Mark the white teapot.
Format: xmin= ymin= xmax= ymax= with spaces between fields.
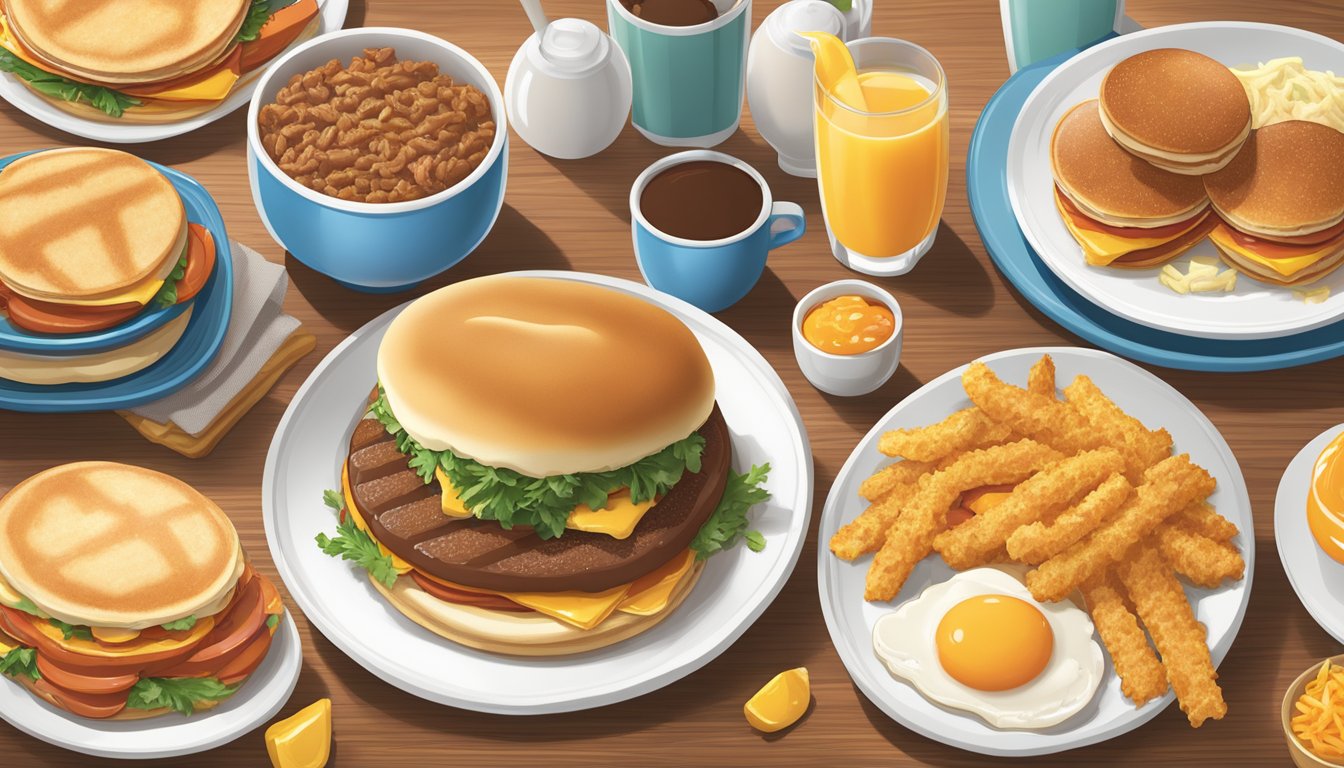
xmin=506 ymin=4 xmax=633 ymax=160
xmin=746 ymin=0 xmax=870 ymax=177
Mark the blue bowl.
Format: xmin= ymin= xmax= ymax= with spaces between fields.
xmin=0 ymin=150 xmax=200 ymax=353
xmin=247 ymin=28 xmax=508 ymax=293
xmin=0 ymin=162 xmax=233 ymax=413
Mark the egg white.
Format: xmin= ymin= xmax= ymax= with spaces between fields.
xmin=872 ymin=566 xmax=1104 ymax=730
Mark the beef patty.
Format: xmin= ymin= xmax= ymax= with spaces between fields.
xmin=346 ymin=401 xmax=730 ymax=593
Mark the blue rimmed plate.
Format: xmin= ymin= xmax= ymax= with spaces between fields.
xmin=0 ymin=158 xmax=233 ymax=413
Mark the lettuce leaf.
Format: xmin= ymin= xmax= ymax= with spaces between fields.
xmin=126 ymin=677 xmax=237 ymax=716
xmin=315 ymin=506 xmax=399 ymax=588
xmin=0 ymin=50 xmax=139 ymax=117
xmin=0 ymin=647 xmax=38 ymax=681
xmin=161 ymin=615 xmax=197 ymax=631
xmin=235 ymin=0 xmax=272 ymax=42
xmin=690 ymin=463 xmax=771 ymax=560
xmin=150 ymin=250 xmax=189 ymax=309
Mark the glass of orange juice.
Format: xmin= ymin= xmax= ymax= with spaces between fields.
xmin=814 ymin=37 xmax=949 ymax=275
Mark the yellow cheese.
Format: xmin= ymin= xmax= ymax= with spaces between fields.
xmin=0 ymin=572 xmax=27 ymax=611
xmin=341 ymin=467 xmax=414 ymax=575
xmin=437 ymin=474 xmax=657 ymax=539
xmin=1055 ymin=194 xmax=1199 ymax=266
xmin=90 ymin=626 xmax=140 ymax=644
xmin=967 ymin=492 xmax=1013 ymax=515
xmin=744 ymin=668 xmax=811 ymax=733
xmin=618 ymin=549 xmax=694 ymax=616
xmin=0 ymin=634 xmax=14 ymax=654
xmin=31 ymin=614 xmax=214 ymax=658
xmin=266 ymin=698 xmax=332 ymax=768
xmin=500 ymin=584 xmax=631 ymax=630
xmin=1210 ymin=225 xmax=1337 ymax=278
xmin=48 ymin=275 xmax=165 ymax=307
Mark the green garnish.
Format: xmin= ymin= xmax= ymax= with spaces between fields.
xmin=315 ymin=512 xmax=399 ymax=588
xmin=161 ymin=616 xmax=197 ymax=631
xmin=689 ymin=463 xmax=771 ymax=561
xmin=235 ymin=0 xmax=272 ymax=42
xmin=9 ymin=596 xmax=45 ymax=618
xmin=322 ymin=488 xmax=344 ymax=511
xmin=150 ymin=250 xmax=189 ymax=309
xmin=48 ymin=618 xmax=93 ymax=642
xmin=368 ymin=388 xmax=706 ymax=540
xmin=0 ymin=50 xmax=140 ymax=118
xmin=0 ymin=647 xmax=39 ymax=681
xmin=126 ymin=677 xmax=238 ymax=716
xmin=826 ymin=0 xmax=853 ymax=11
xmin=266 ymin=614 xmax=280 ymax=630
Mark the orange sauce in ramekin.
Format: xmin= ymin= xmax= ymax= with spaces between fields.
xmin=1308 ymin=432 xmax=1344 ymax=564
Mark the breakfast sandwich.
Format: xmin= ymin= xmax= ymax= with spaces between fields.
xmin=0 ymin=0 xmax=320 ymax=122
xmin=1051 ymin=100 xmax=1218 ymax=268
xmin=1099 ymin=48 xmax=1251 ymax=175
xmin=0 ymin=148 xmax=218 ymax=384
xmin=0 ymin=462 xmax=286 ymax=719
xmin=1204 ymin=120 xmax=1344 ymax=286
xmin=319 ymin=275 xmax=771 ymax=656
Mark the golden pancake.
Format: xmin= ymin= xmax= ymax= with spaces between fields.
xmin=1204 ymin=121 xmax=1344 ymax=237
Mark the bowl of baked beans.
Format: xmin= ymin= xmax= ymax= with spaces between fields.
xmin=247 ymin=27 xmax=507 ymax=292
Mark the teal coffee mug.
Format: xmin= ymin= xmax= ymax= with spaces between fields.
xmin=606 ymin=0 xmax=751 ymax=147
xmin=1000 ymin=0 xmax=1123 ymax=73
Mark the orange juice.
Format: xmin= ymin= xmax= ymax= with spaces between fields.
xmin=1308 ymin=432 xmax=1344 ymax=564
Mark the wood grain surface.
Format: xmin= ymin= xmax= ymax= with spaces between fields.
xmin=0 ymin=0 xmax=1341 ymax=765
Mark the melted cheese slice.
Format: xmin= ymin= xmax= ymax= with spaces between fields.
xmin=341 ymin=466 xmax=414 ymax=575
xmin=617 ymin=550 xmax=695 ymax=616
xmin=0 ymin=633 xmax=14 ymax=654
xmin=1210 ymin=224 xmax=1339 ymax=277
xmin=1055 ymin=193 xmax=1205 ymax=266
xmin=0 ymin=572 xmax=27 ymax=611
xmin=435 ymin=469 xmax=657 ymax=539
xmin=48 ymin=273 xmax=166 ymax=307
xmin=30 ymin=613 xmax=214 ymax=657
xmin=90 ymin=626 xmax=140 ymax=644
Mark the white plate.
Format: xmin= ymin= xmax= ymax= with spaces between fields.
xmin=262 ymin=271 xmax=813 ymax=715
xmin=1007 ymin=23 xmax=1344 ymax=340
xmin=817 ymin=347 xmax=1254 ymax=757
xmin=1275 ymin=424 xmax=1344 ymax=644
xmin=0 ymin=614 xmax=302 ymax=760
xmin=0 ymin=0 xmax=348 ymax=144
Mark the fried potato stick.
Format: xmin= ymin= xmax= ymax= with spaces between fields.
xmin=832 ymin=473 xmax=927 ymax=560
xmin=1081 ymin=572 xmax=1168 ymax=707
xmin=963 ymin=361 xmax=1103 ymax=457
xmin=865 ymin=440 xmax=1063 ymax=601
xmin=1026 ymin=455 xmax=1216 ymax=603
xmin=1007 ymin=472 xmax=1133 ymax=565
xmin=858 ymin=459 xmax=936 ymax=502
xmin=934 ymin=448 xmax=1125 ymax=570
xmin=1152 ymin=523 xmax=1245 ymax=588
xmin=1116 ymin=547 xmax=1227 ymax=728
xmin=1170 ymin=501 xmax=1239 ymax=543
xmin=1028 ymin=354 xmax=1056 ymax=397
xmin=1064 ymin=374 xmax=1173 ymax=478
xmin=878 ymin=407 xmax=1013 ymax=461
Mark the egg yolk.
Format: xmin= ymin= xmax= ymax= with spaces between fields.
xmin=802 ymin=295 xmax=895 ymax=355
xmin=936 ymin=594 xmax=1053 ymax=691
xmin=1308 ymin=432 xmax=1344 ymax=564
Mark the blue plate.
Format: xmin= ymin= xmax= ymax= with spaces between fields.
xmin=0 ymin=159 xmax=233 ymax=413
xmin=0 ymin=150 xmax=206 ymax=353
xmin=967 ymin=49 xmax=1344 ymax=372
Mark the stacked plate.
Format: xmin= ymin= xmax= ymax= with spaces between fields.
xmin=0 ymin=152 xmax=234 ymax=413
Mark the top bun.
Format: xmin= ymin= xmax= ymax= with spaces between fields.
xmin=0 ymin=462 xmax=243 ymax=629
xmin=0 ymin=148 xmax=186 ymax=301
xmin=1100 ymin=49 xmax=1250 ymax=156
xmin=1204 ymin=120 xmax=1344 ymax=238
xmin=378 ymin=276 xmax=716 ymax=477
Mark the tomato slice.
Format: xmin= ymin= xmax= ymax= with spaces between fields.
xmin=1055 ymin=188 xmax=1208 ymax=240
xmin=33 ymin=677 xmax=128 ymax=719
xmin=1226 ymin=224 xmax=1344 ymax=260
xmin=5 ymin=293 xmax=142 ymax=335
xmin=35 ymin=655 xmax=140 ymax=695
xmin=409 ymin=570 xmax=534 ymax=613
xmin=173 ymin=223 xmax=216 ymax=305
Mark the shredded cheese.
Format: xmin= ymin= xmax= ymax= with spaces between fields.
xmin=1293 ymin=287 xmax=1332 ymax=305
xmin=1159 ymin=258 xmax=1238 ymax=295
xmin=1231 ymin=57 xmax=1344 ymax=131
xmin=1292 ymin=660 xmax=1344 ymax=760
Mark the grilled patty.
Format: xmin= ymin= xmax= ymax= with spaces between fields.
xmin=347 ymin=402 xmax=730 ymax=593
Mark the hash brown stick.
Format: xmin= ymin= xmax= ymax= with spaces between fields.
xmin=1081 ymin=572 xmax=1169 ymax=707
xmin=934 ymin=448 xmax=1125 ymax=570
xmin=877 ymin=407 xmax=1013 ymax=461
xmin=1026 ymin=454 xmax=1216 ymax=603
xmin=832 ymin=477 xmax=926 ymax=560
xmin=865 ymin=440 xmax=1063 ymax=601
xmin=1116 ymin=547 xmax=1227 ymax=728
xmin=1007 ymin=472 xmax=1133 ymax=565
xmin=1170 ymin=501 xmax=1239 ymax=543
xmin=963 ymin=361 xmax=1103 ymax=458
xmin=858 ymin=459 xmax=936 ymax=502
xmin=1028 ymin=354 xmax=1056 ymax=397
xmin=1152 ymin=524 xmax=1245 ymax=588
xmin=1064 ymin=374 xmax=1174 ymax=479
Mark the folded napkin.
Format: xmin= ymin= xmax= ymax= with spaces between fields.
xmin=118 ymin=240 xmax=315 ymax=458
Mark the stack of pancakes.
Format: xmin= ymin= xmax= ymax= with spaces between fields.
xmin=1051 ymin=48 xmax=1344 ymax=286
xmin=0 ymin=148 xmax=217 ymax=386
xmin=0 ymin=463 xmax=285 ymax=719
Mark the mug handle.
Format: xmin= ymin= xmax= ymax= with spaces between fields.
xmin=767 ymin=202 xmax=806 ymax=250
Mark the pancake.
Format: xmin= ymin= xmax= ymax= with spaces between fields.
xmin=0 ymin=148 xmax=186 ymax=302
xmin=1204 ymin=121 xmax=1344 ymax=238
xmin=1052 ymin=99 xmax=1209 ymax=228
xmin=377 ymin=276 xmax=717 ymax=477
xmin=348 ymin=405 xmax=731 ymax=594
xmin=1099 ymin=48 xmax=1251 ymax=175
xmin=2 ymin=0 xmax=249 ymax=85
xmin=0 ymin=462 xmax=243 ymax=628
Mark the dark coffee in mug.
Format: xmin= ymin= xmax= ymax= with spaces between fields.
xmin=619 ymin=0 xmax=719 ymax=27
xmin=639 ymin=160 xmax=763 ymax=241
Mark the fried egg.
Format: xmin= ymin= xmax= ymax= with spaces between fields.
xmin=872 ymin=566 xmax=1104 ymax=729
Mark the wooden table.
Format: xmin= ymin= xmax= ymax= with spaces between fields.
xmin=1 ymin=0 xmax=1341 ymax=765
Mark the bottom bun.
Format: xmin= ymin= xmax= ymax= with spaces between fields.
xmin=372 ymin=561 xmax=705 ymax=657
xmin=15 ymin=674 xmax=230 ymax=720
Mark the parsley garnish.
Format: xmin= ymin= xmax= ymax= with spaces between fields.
xmin=315 ymin=512 xmax=399 ymax=588
xmin=150 ymin=250 xmax=189 ymax=309
xmin=0 ymin=647 xmax=39 ymax=681
xmin=126 ymin=677 xmax=237 ymax=716
xmin=161 ymin=616 xmax=196 ymax=631
xmin=368 ymin=387 xmax=706 ymax=540
xmin=9 ymin=597 xmax=44 ymax=618
xmin=689 ymin=464 xmax=771 ymax=561
xmin=322 ymin=489 xmax=344 ymax=511
xmin=235 ymin=0 xmax=272 ymax=42
xmin=48 ymin=618 xmax=93 ymax=641
xmin=266 ymin=614 xmax=280 ymax=630
xmin=0 ymin=50 xmax=140 ymax=117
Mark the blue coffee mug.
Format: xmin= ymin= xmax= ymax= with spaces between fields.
xmin=631 ymin=150 xmax=805 ymax=312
